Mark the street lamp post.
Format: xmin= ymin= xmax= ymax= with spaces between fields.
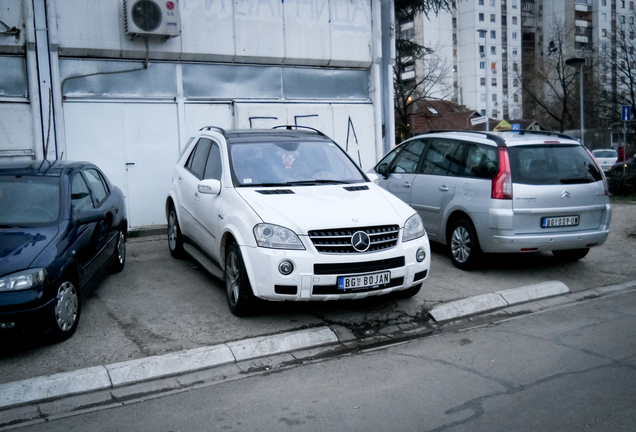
xmin=566 ymin=57 xmax=585 ymax=147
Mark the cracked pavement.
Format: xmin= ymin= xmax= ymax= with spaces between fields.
xmin=1 ymin=202 xmax=635 ymax=386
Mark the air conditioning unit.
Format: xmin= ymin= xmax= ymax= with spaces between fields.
xmin=123 ymin=0 xmax=181 ymax=38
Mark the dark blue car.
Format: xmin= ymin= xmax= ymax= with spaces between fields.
xmin=0 ymin=161 xmax=127 ymax=342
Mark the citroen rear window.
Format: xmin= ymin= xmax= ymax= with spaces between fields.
xmin=508 ymin=144 xmax=602 ymax=185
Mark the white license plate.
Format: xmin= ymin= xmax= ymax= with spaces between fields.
xmin=338 ymin=271 xmax=391 ymax=290
xmin=541 ymin=215 xmax=579 ymax=228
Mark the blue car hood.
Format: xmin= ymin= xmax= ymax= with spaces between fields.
xmin=0 ymin=226 xmax=59 ymax=276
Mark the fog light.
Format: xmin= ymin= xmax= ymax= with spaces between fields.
xmin=416 ymin=248 xmax=426 ymax=262
xmin=0 ymin=322 xmax=16 ymax=329
xmin=278 ymin=260 xmax=294 ymax=275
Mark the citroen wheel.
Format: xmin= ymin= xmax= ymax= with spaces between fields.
xmin=448 ymin=218 xmax=481 ymax=270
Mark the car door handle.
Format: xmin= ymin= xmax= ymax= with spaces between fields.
xmin=403 ymin=182 xmax=411 ymax=188
xmin=439 ymin=185 xmax=449 ymax=192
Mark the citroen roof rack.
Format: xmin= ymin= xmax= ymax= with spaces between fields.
xmin=426 ymin=129 xmax=507 ymax=147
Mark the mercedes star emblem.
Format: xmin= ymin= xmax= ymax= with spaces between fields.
xmin=351 ymin=231 xmax=370 ymax=252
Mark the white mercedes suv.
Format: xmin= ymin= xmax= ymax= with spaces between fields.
xmin=166 ymin=126 xmax=430 ymax=316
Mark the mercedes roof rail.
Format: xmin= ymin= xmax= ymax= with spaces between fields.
xmin=271 ymin=125 xmax=327 ymax=136
xmin=199 ymin=126 xmax=227 ymax=137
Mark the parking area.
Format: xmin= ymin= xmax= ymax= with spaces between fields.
xmin=1 ymin=203 xmax=635 ymax=385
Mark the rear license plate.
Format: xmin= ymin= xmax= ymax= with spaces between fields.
xmin=338 ymin=271 xmax=391 ymax=290
xmin=541 ymin=215 xmax=579 ymax=228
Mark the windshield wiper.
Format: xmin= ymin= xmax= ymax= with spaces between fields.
xmin=248 ymin=180 xmax=349 ymax=187
xmin=285 ymin=180 xmax=349 ymax=185
xmin=560 ymin=178 xmax=593 ymax=184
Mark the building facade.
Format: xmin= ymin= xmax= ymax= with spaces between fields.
xmin=0 ymin=0 xmax=396 ymax=228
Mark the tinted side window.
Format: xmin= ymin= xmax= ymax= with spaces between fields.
xmin=72 ymin=173 xmax=93 ymax=212
xmin=508 ymin=145 xmax=602 ymax=185
xmin=420 ymin=138 xmax=463 ymax=176
xmin=390 ymin=139 xmax=426 ymax=174
xmin=461 ymin=144 xmax=498 ymax=179
xmin=84 ymin=169 xmax=109 ymax=204
xmin=186 ymin=139 xmax=212 ymax=179
xmin=203 ymin=143 xmax=222 ymax=180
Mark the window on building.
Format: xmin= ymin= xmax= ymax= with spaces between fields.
xmin=481 ymin=93 xmax=486 ymax=102
xmin=492 ymin=108 xmax=497 ymax=117
xmin=453 ymin=17 xmax=457 ymax=27
xmin=631 ymin=31 xmax=634 ymax=39
xmin=513 ymin=62 xmax=518 ymax=71
xmin=480 ymin=61 xmax=485 ymax=69
xmin=512 ymin=16 xmax=518 ymax=25
xmin=479 ymin=0 xmax=484 ymax=5
xmin=512 ymin=0 xmax=517 ymax=9
xmin=481 ymin=109 xmax=486 ymax=116
xmin=491 ymin=62 xmax=496 ymax=70
xmin=479 ymin=13 xmax=484 ymax=21
xmin=631 ymin=1 xmax=634 ymax=10
xmin=490 ymin=0 xmax=495 ymax=6
xmin=602 ymin=13 xmax=607 ymax=21
xmin=492 ymin=78 xmax=497 ymax=86
xmin=479 ymin=45 xmax=485 ymax=54
xmin=513 ymin=94 xmax=519 ymax=102
xmin=621 ymin=15 xmax=626 ymax=24
xmin=603 ymin=28 xmax=608 ymax=37
xmin=602 ymin=0 xmax=606 ymax=5
xmin=492 ymin=94 xmax=497 ymax=102
xmin=490 ymin=14 xmax=496 ymax=22
xmin=513 ymin=79 xmax=519 ymax=87
xmin=512 ymin=32 xmax=517 ymax=40
xmin=512 ymin=48 xmax=518 ymax=56
xmin=621 ymin=0 xmax=625 ymax=8
xmin=480 ymin=77 xmax=486 ymax=86
xmin=479 ymin=30 xmax=486 ymax=38
xmin=402 ymin=28 xmax=415 ymax=40
xmin=491 ymin=30 xmax=496 ymax=39
xmin=491 ymin=46 xmax=496 ymax=54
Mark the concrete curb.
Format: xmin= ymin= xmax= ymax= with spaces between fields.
xmin=0 ymin=327 xmax=337 ymax=410
xmin=429 ymin=281 xmax=570 ymax=322
xmin=2 ymin=279 xmax=635 ymax=422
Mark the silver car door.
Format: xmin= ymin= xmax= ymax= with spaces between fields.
xmin=376 ymin=139 xmax=427 ymax=205
xmin=410 ymin=138 xmax=463 ymax=239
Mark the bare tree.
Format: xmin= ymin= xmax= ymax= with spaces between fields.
xmin=591 ymin=10 xmax=636 ymax=132
xmin=394 ymin=0 xmax=455 ymax=140
xmin=518 ymin=19 xmax=579 ymax=132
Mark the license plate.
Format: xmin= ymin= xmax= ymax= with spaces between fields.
xmin=541 ymin=215 xmax=579 ymax=228
xmin=338 ymin=271 xmax=391 ymax=290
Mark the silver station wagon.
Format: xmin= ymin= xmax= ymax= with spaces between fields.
xmin=370 ymin=130 xmax=612 ymax=269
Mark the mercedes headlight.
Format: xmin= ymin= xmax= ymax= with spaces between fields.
xmin=0 ymin=268 xmax=48 ymax=292
xmin=253 ymin=224 xmax=305 ymax=250
xmin=403 ymin=214 xmax=425 ymax=242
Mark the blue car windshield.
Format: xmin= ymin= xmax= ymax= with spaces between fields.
xmin=229 ymin=140 xmax=366 ymax=187
xmin=0 ymin=176 xmax=61 ymax=226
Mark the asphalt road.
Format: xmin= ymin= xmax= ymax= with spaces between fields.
xmin=15 ymin=287 xmax=636 ymax=432
xmin=1 ymin=202 xmax=635 ymax=385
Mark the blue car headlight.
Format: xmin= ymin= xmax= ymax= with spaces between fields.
xmin=403 ymin=214 xmax=425 ymax=242
xmin=253 ymin=224 xmax=305 ymax=250
xmin=0 ymin=268 xmax=48 ymax=292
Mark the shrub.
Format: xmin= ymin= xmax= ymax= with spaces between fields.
xmin=608 ymin=171 xmax=636 ymax=196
